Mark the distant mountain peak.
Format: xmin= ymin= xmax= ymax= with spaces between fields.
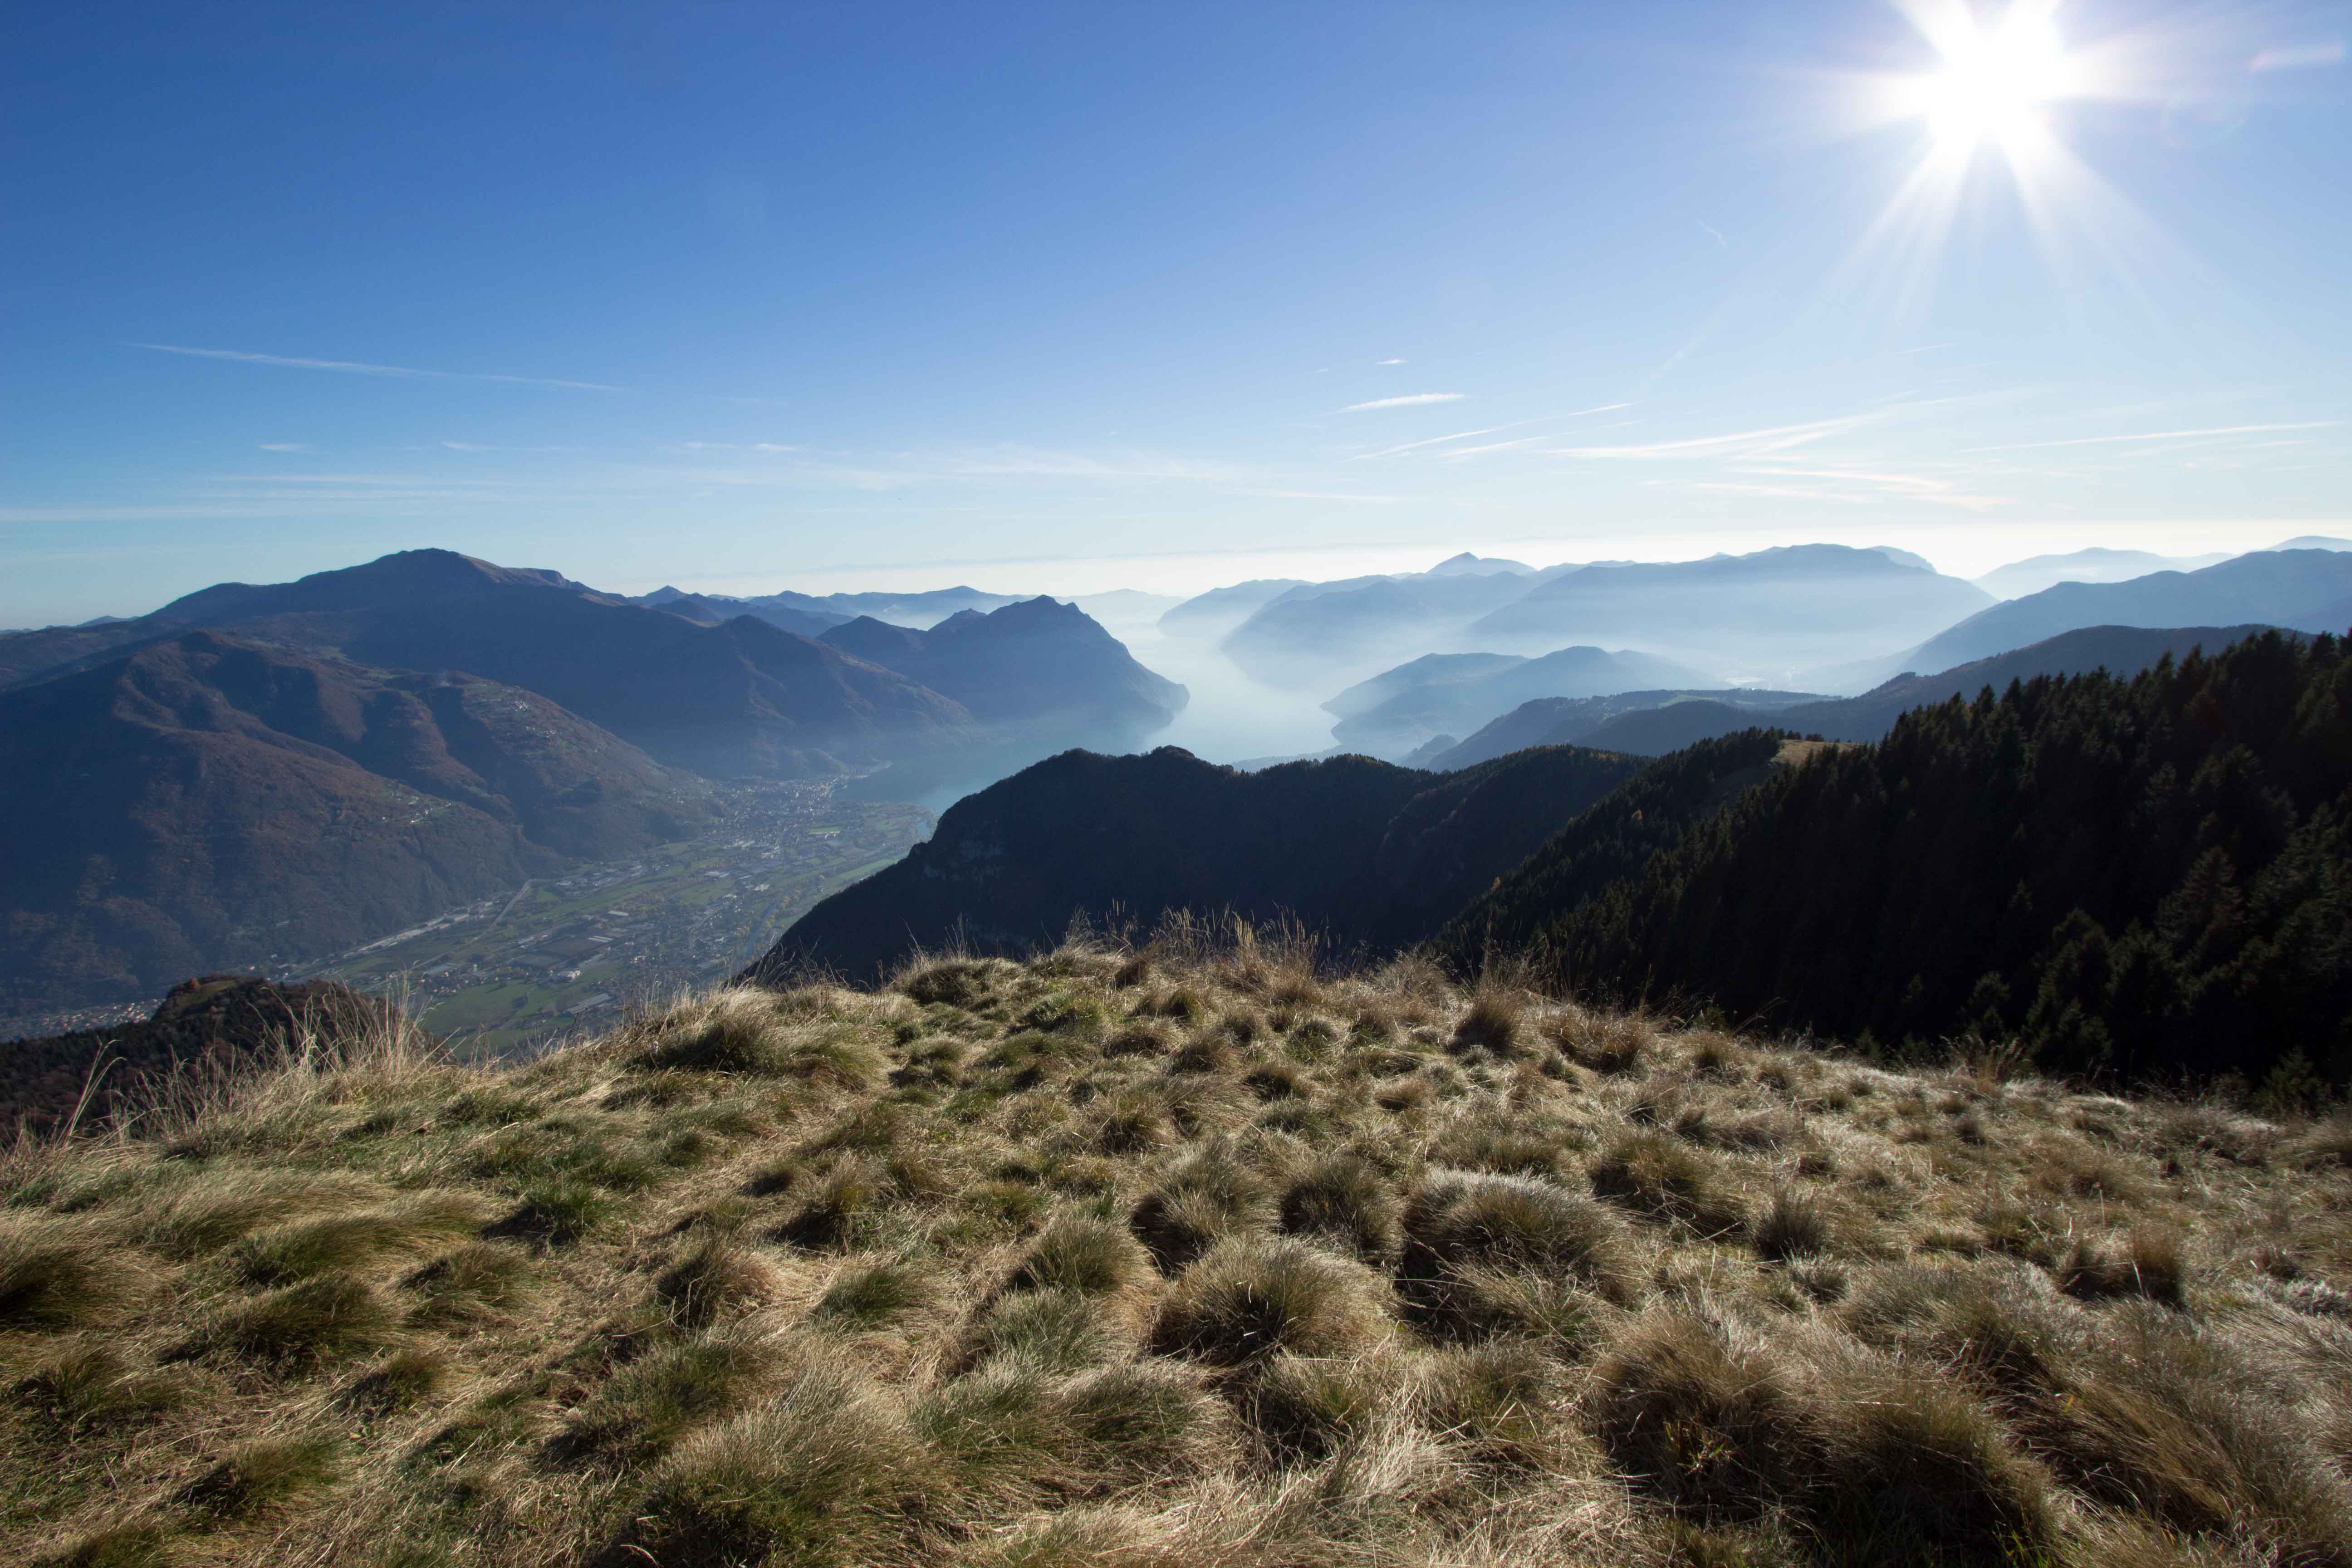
xmin=1427 ymin=552 xmax=1533 ymax=577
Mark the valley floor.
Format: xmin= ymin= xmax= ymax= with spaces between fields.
xmin=3 ymin=934 xmax=2350 ymax=1567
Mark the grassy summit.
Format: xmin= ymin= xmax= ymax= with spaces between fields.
xmin=4 ymin=931 xmax=2350 ymax=1567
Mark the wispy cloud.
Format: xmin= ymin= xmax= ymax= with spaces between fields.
xmin=257 ymin=442 xmax=314 ymax=453
xmin=1351 ymin=404 xmax=1633 ymax=461
xmin=1698 ymin=220 xmax=1727 ymax=247
xmin=1342 ymin=392 xmax=1464 ymax=412
xmin=1967 ymin=421 xmax=2335 ymax=452
xmin=1375 ymin=358 xmax=1405 ymax=365
xmin=1554 ymin=415 xmax=1873 ymax=460
xmin=129 ymin=342 xmax=622 ymax=393
xmin=2249 ymin=41 xmax=2344 ymax=71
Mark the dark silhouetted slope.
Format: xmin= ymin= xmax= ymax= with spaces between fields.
xmin=1443 ymin=630 xmax=2352 ymax=1086
xmin=752 ymin=742 xmax=1644 ymax=981
xmin=0 ymin=974 xmax=399 ymax=1135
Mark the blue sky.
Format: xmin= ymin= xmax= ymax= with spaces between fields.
xmin=5 ymin=0 xmax=2348 ymax=626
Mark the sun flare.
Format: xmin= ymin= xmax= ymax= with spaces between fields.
xmin=1900 ymin=3 xmax=2074 ymax=163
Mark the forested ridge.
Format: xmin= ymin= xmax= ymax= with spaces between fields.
xmin=1443 ymin=630 xmax=2352 ymax=1088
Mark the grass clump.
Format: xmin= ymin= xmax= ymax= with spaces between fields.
xmin=1233 ymin=1350 xmax=1383 ymax=1460
xmin=1751 ymin=1188 xmax=1832 ymax=1262
xmin=1450 ymin=990 xmax=1527 ymax=1058
xmin=815 ymin=1262 xmax=929 ymax=1327
xmin=635 ymin=988 xmax=883 ymax=1086
xmin=15 ymin=1342 xmax=187 ymax=1428
xmin=196 ymin=1272 xmax=396 ymax=1366
xmin=1402 ymin=1169 xmax=1638 ymax=1309
xmin=653 ymin=1238 xmax=779 ymax=1328
xmin=1278 ymin=1152 xmax=1401 ymax=1263
xmin=2056 ymin=1228 xmax=2186 ymax=1304
xmin=231 ymin=1193 xmax=483 ymax=1286
xmin=1592 ymin=1314 xmax=1806 ymax=1515
xmin=0 ymin=1225 xmax=137 ymax=1331
xmin=618 ymin=1365 xmax=923 ymax=1567
xmin=339 ymin=1348 xmax=446 ymax=1415
xmin=1590 ymin=1130 xmax=1747 ymax=1237
xmin=1009 ymin=1211 xmax=1153 ymax=1295
xmin=554 ymin=1335 xmax=783 ymax=1470
xmin=401 ymin=1240 xmax=532 ymax=1325
xmin=172 ymin=1434 xmax=340 ymax=1522
xmin=1150 ymin=1235 xmax=1391 ymax=1367
xmin=1129 ymin=1151 xmax=1273 ymax=1273
xmin=966 ymin=1288 xmax=1130 ymax=1373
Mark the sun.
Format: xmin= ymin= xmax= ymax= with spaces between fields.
xmin=1901 ymin=4 xmax=2074 ymax=162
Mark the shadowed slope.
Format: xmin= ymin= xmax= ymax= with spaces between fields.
xmin=752 ymin=743 xmax=1646 ymax=982
xmin=0 ymin=631 xmax=716 ymax=1010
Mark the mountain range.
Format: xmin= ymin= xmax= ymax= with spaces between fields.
xmin=1848 ymin=549 xmax=2352 ymax=686
xmin=630 ymin=583 xmax=1028 ymax=633
xmin=1416 ymin=624 xmax=2285 ymax=769
xmin=0 ymin=629 xmax=719 ymax=1011
xmin=1970 ymin=547 xmax=2234 ymax=601
xmin=1323 ymin=645 xmax=1718 ymax=757
xmin=0 ymin=551 xmax=1189 ymax=1014
xmin=1204 ymin=544 xmax=1992 ymax=690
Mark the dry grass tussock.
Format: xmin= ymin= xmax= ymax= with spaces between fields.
xmin=3 ymin=938 xmax=2351 ymax=1568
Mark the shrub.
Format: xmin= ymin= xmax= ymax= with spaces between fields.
xmin=172 ymin=1434 xmax=340 ymax=1521
xmin=1278 ymin=1154 xmax=1401 ymax=1263
xmin=1589 ymin=1132 xmax=1745 ymax=1237
xmin=1009 ymin=1213 xmax=1152 ymax=1296
xmin=654 ymin=1239 xmax=779 ymax=1328
xmin=1401 ymin=1170 xmax=1638 ymax=1308
xmin=816 ymin=1263 xmax=930 ymax=1328
xmin=1150 ymin=1235 xmax=1391 ymax=1367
